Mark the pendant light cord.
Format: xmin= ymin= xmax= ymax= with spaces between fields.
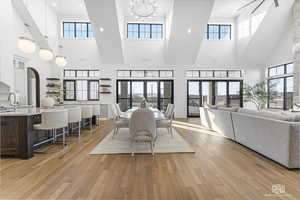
xmin=44 ymin=0 xmax=48 ymax=38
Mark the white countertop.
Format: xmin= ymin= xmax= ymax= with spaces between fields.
xmin=0 ymin=108 xmax=42 ymax=117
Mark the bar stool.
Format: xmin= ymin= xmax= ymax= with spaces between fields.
xmin=93 ymin=104 xmax=101 ymax=126
xmin=33 ymin=109 xmax=68 ymax=149
xmin=81 ymin=105 xmax=93 ymax=130
xmin=67 ymin=106 xmax=81 ymax=141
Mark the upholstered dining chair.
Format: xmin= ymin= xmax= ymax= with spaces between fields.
xmin=157 ymin=104 xmax=175 ymax=137
xmin=114 ymin=103 xmax=126 ymax=118
xmin=34 ymin=109 xmax=68 ymax=149
xmin=129 ymin=109 xmax=157 ymax=156
xmin=164 ymin=104 xmax=172 ymax=115
xmin=110 ymin=104 xmax=129 ymax=138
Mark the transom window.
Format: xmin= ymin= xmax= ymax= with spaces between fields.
xmin=127 ymin=23 xmax=163 ymax=39
xmin=117 ymin=70 xmax=173 ymax=78
xmin=206 ymin=24 xmax=232 ymax=40
xmin=63 ymin=22 xmax=95 ymax=38
xmin=64 ymin=70 xmax=99 ymax=78
xmin=187 ymin=70 xmax=242 ymax=79
xmin=267 ymin=63 xmax=294 ymax=110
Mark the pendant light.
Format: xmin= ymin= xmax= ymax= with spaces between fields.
xmin=55 ymin=45 xmax=67 ymax=67
xmin=18 ymin=35 xmax=36 ymax=54
xmin=17 ymin=0 xmax=36 ymax=54
xmin=18 ymin=21 xmax=36 ymax=54
xmin=39 ymin=0 xmax=54 ymax=61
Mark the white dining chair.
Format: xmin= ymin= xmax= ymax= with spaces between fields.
xmin=33 ymin=109 xmax=68 ymax=149
xmin=81 ymin=105 xmax=93 ymax=130
xmin=110 ymin=104 xmax=129 ymax=138
xmin=93 ymin=104 xmax=101 ymax=126
xmin=157 ymin=104 xmax=175 ymax=137
xmin=129 ymin=109 xmax=157 ymax=156
xmin=164 ymin=103 xmax=172 ymax=115
xmin=67 ymin=106 xmax=81 ymax=141
xmin=114 ymin=103 xmax=125 ymax=118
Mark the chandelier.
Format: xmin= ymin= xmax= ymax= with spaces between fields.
xmin=130 ymin=0 xmax=158 ymax=19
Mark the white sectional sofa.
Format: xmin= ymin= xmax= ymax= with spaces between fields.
xmin=199 ymin=106 xmax=300 ymax=169
xmin=199 ymin=106 xmax=236 ymax=140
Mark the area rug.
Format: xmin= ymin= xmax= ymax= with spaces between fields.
xmin=89 ymin=128 xmax=195 ymax=155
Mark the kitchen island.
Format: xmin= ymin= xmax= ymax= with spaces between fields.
xmin=0 ymin=108 xmax=41 ymax=159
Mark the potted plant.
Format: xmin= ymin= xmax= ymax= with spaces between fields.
xmin=243 ymin=81 xmax=274 ymax=111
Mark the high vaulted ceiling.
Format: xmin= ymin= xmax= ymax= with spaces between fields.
xmin=48 ymin=0 xmax=260 ymax=19
xmin=43 ymin=0 xmax=291 ymax=65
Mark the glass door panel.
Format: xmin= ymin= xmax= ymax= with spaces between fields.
xmin=228 ymin=81 xmax=241 ymax=107
xmin=269 ymin=78 xmax=284 ymax=109
xmin=132 ymin=81 xmax=145 ymax=108
xmin=118 ymin=81 xmax=131 ymax=111
xmin=215 ymin=81 xmax=227 ymax=106
xmin=146 ymin=81 xmax=158 ymax=108
xmin=188 ymin=81 xmax=200 ymax=116
xmin=159 ymin=81 xmax=173 ymax=111
xmin=201 ymin=81 xmax=213 ymax=106
xmin=286 ymin=77 xmax=294 ymax=109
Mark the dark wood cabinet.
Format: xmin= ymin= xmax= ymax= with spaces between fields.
xmin=0 ymin=114 xmax=41 ymax=159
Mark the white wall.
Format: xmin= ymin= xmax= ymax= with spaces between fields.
xmin=57 ymin=2 xmax=294 ymax=117
xmin=0 ymin=0 xmax=59 ymax=104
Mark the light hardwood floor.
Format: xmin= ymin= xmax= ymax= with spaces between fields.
xmin=0 ymin=119 xmax=299 ymax=200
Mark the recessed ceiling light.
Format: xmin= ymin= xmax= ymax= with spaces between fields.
xmin=79 ymin=3 xmax=83 ymax=7
xmin=52 ymin=2 xmax=57 ymax=7
xmin=187 ymin=28 xmax=192 ymax=34
xmin=99 ymin=27 xmax=104 ymax=32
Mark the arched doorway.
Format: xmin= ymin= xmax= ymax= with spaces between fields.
xmin=27 ymin=68 xmax=40 ymax=107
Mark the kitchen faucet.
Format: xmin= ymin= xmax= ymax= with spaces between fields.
xmin=8 ymin=92 xmax=17 ymax=111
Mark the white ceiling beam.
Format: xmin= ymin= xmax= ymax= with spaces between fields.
xmin=166 ymin=0 xmax=215 ymax=65
xmin=85 ymin=0 xmax=124 ymax=64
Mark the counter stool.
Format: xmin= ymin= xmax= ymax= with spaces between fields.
xmin=93 ymin=105 xmax=101 ymax=126
xmin=81 ymin=105 xmax=93 ymax=131
xmin=67 ymin=106 xmax=81 ymax=141
xmin=33 ymin=109 xmax=68 ymax=150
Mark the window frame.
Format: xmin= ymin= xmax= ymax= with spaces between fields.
xmin=206 ymin=24 xmax=232 ymax=40
xmin=116 ymin=79 xmax=174 ymax=111
xmin=62 ymin=22 xmax=94 ymax=39
xmin=187 ymin=80 xmax=243 ymax=117
xmin=64 ymin=69 xmax=100 ymax=78
xmin=267 ymin=76 xmax=294 ymax=110
xmin=63 ymin=79 xmax=100 ymax=101
xmin=267 ymin=62 xmax=294 ymax=110
xmin=127 ymin=23 xmax=164 ymax=39
xmin=116 ymin=70 xmax=173 ymax=78
xmin=63 ymin=80 xmax=76 ymax=101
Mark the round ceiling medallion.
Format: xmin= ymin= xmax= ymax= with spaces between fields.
xmin=130 ymin=0 xmax=158 ymax=19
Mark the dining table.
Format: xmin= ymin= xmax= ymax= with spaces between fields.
xmin=120 ymin=107 xmax=167 ymax=121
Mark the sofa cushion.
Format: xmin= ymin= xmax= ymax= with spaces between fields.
xmin=218 ymin=107 xmax=239 ymax=112
xmin=238 ymin=108 xmax=291 ymax=121
xmin=238 ymin=108 xmax=260 ymax=115
xmin=281 ymin=112 xmax=300 ymax=122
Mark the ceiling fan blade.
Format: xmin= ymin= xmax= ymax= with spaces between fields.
xmin=251 ymin=0 xmax=266 ymax=14
xmin=237 ymin=0 xmax=259 ymax=11
xmin=274 ymin=0 xmax=279 ymax=7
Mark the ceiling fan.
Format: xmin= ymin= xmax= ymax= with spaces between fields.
xmin=237 ymin=0 xmax=279 ymax=14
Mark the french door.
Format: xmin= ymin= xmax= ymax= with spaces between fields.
xmin=117 ymin=80 xmax=173 ymax=112
xmin=187 ymin=80 xmax=243 ymax=117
